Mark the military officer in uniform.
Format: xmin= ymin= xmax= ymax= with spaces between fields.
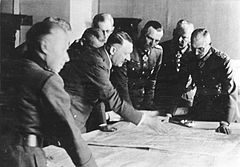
xmin=86 ymin=13 xmax=132 ymax=132
xmin=0 ymin=21 xmax=97 ymax=167
xmin=61 ymin=31 xmax=168 ymax=133
xmin=67 ymin=27 xmax=105 ymax=61
xmin=154 ymin=19 xmax=195 ymax=116
xmin=127 ymin=20 xmax=163 ymax=109
xmin=188 ymin=28 xmax=240 ymax=134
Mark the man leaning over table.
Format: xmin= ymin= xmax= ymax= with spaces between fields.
xmin=187 ymin=28 xmax=240 ymax=134
xmin=0 ymin=21 xmax=97 ymax=167
xmin=61 ymin=31 xmax=169 ymax=133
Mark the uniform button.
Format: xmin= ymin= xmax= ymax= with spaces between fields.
xmin=202 ymin=85 xmax=205 ymax=88
xmin=132 ymin=67 xmax=135 ymax=71
xmin=73 ymin=114 xmax=77 ymax=118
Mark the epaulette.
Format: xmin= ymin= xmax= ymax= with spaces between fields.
xmin=212 ymin=47 xmax=229 ymax=60
xmin=154 ymin=44 xmax=162 ymax=50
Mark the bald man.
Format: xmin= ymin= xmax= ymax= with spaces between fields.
xmin=155 ymin=19 xmax=195 ymax=117
xmin=92 ymin=13 xmax=115 ymax=43
xmin=188 ymin=28 xmax=240 ymax=134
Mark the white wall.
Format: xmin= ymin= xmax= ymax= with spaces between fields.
xmin=99 ymin=0 xmax=240 ymax=60
xmin=70 ymin=0 xmax=98 ymax=42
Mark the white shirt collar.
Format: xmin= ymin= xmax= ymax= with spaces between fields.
xmin=104 ymin=46 xmax=112 ymax=69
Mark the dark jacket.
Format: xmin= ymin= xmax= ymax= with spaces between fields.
xmin=189 ymin=47 xmax=240 ymax=123
xmin=156 ymin=39 xmax=193 ymax=96
xmin=1 ymin=52 xmax=97 ymax=167
xmin=61 ymin=46 xmax=143 ymax=132
xmin=127 ymin=43 xmax=163 ymax=109
xmin=110 ymin=63 xmax=132 ymax=104
xmin=154 ymin=40 xmax=195 ymax=114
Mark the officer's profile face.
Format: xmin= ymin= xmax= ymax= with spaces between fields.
xmin=111 ymin=40 xmax=133 ymax=67
xmin=97 ymin=20 xmax=114 ymax=43
xmin=174 ymin=26 xmax=193 ymax=49
xmin=191 ymin=35 xmax=211 ymax=60
xmin=44 ymin=29 xmax=70 ymax=73
xmin=144 ymin=26 xmax=163 ymax=49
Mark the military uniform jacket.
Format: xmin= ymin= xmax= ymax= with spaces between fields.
xmin=156 ymin=39 xmax=193 ymax=96
xmin=61 ymin=46 xmax=143 ymax=131
xmin=188 ymin=47 xmax=240 ymax=123
xmin=127 ymin=44 xmax=163 ymax=82
xmin=7 ymin=52 xmax=97 ymax=167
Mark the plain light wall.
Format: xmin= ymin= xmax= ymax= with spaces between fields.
xmin=70 ymin=0 xmax=98 ymax=42
xmin=99 ymin=0 xmax=240 ymax=60
xmin=2 ymin=0 xmax=240 ymax=60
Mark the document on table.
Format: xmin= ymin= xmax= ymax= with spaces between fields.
xmin=85 ymin=122 xmax=240 ymax=156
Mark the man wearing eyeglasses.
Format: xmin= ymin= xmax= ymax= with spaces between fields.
xmin=188 ymin=28 xmax=240 ymax=134
xmin=127 ymin=20 xmax=163 ymax=109
xmin=154 ymin=19 xmax=195 ymax=117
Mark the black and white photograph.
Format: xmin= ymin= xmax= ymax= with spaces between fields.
xmin=1 ymin=0 xmax=240 ymax=166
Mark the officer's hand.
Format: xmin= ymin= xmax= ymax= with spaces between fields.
xmin=139 ymin=113 xmax=170 ymax=134
xmin=215 ymin=122 xmax=231 ymax=135
xmin=99 ymin=124 xmax=117 ymax=132
xmin=138 ymin=110 xmax=170 ymax=122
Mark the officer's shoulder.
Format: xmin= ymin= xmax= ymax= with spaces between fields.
xmin=82 ymin=47 xmax=103 ymax=63
xmin=212 ymin=47 xmax=229 ymax=61
xmin=153 ymin=44 xmax=163 ymax=53
xmin=154 ymin=44 xmax=163 ymax=50
xmin=23 ymin=59 xmax=55 ymax=88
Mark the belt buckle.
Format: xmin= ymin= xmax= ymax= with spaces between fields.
xmin=23 ymin=134 xmax=42 ymax=147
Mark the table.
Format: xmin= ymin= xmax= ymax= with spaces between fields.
xmin=44 ymin=121 xmax=240 ymax=167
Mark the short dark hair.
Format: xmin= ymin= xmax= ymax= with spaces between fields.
xmin=81 ymin=27 xmax=104 ymax=47
xmin=106 ymin=31 xmax=132 ymax=46
xmin=26 ymin=21 xmax=65 ymax=51
xmin=140 ymin=20 xmax=163 ymax=37
xmin=82 ymin=28 xmax=104 ymax=41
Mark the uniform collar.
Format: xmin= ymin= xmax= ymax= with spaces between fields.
xmin=170 ymin=40 xmax=190 ymax=54
xmin=200 ymin=47 xmax=212 ymax=62
xmin=24 ymin=51 xmax=53 ymax=72
xmin=103 ymin=46 xmax=112 ymax=69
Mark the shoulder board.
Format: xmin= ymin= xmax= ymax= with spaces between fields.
xmin=154 ymin=44 xmax=162 ymax=50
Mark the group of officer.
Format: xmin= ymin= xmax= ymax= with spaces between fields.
xmin=65 ymin=13 xmax=240 ymax=135
xmin=1 ymin=12 xmax=240 ymax=167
